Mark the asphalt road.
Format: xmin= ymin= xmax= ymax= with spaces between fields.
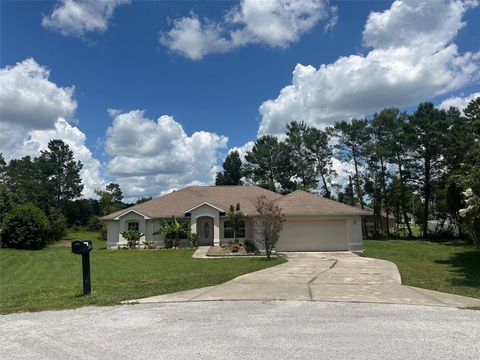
xmin=1 ymin=301 xmax=479 ymax=360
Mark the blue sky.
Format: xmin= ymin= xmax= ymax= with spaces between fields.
xmin=1 ymin=0 xmax=479 ymax=200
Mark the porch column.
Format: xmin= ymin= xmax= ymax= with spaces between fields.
xmin=190 ymin=217 xmax=197 ymax=236
xmin=213 ymin=215 xmax=220 ymax=246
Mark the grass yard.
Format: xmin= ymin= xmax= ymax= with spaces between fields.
xmin=0 ymin=231 xmax=285 ymax=314
xmin=363 ymin=240 xmax=480 ymax=298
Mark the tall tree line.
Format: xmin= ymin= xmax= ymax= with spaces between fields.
xmin=217 ymin=98 xmax=480 ymax=240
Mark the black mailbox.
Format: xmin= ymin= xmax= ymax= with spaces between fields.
xmin=71 ymin=240 xmax=93 ymax=295
xmin=71 ymin=240 xmax=92 ymax=254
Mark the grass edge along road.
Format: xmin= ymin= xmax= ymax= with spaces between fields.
xmin=362 ymin=239 xmax=480 ymax=299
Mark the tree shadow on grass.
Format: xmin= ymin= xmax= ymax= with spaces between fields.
xmin=435 ymin=249 xmax=480 ymax=288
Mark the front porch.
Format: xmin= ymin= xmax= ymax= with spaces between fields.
xmin=186 ymin=202 xmax=253 ymax=247
xmin=187 ymin=202 xmax=223 ymax=246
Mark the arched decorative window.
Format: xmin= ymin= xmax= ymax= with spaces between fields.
xmin=127 ymin=221 xmax=139 ymax=232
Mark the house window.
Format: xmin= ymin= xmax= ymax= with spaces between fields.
xmin=223 ymin=220 xmax=246 ymax=238
xmin=127 ymin=221 xmax=139 ymax=231
xmin=224 ymin=221 xmax=233 ymax=238
xmin=237 ymin=220 xmax=246 ymax=238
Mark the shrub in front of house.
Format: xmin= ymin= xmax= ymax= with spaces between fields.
xmin=1 ymin=203 xmax=50 ymax=249
xmin=189 ymin=232 xmax=199 ymax=247
xmin=244 ymin=239 xmax=258 ymax=254
xmin=87 ymin=216 xmax=103 ymax=231
xmin=142 ymin=239 xmax=156 ymax=249
xmin=120 ymin=230 xmax=144 ymax=249
xmin=98 ymin=223 xmax=108 ymax=241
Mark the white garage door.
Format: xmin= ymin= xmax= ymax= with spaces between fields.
xmin=276 ymin=219 xmax=348 ymax=251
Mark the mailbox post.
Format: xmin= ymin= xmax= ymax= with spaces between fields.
xmin=71 ymin=240 xmax=93 ymax=296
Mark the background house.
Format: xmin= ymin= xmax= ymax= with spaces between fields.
xmin=354 ymin=204 xmax=396 ymax=237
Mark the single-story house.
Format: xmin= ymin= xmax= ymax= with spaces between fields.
xmin=100 ymin=185 xmax=369 ymax=252
xmin=355 ymin=204 xmax=396 ymax=236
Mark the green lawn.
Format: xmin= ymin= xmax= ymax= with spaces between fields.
xmin=0 ymin=231 xmax=285 ymax=314
xmin=363 ymin=240 xmax=480 ymax=298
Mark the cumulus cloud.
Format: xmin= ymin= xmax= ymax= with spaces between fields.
xmin=438 ymin=92 xmax=480 ymax=112
xmin=159 ymin=15 xmax=232 ymax=61
xmin=0 ymin=58 xmax=77 ymax=153
xmin=160 ymin=0 xmax=334 ymax=60
xmin=362 ymin=0 xmax=475 ymax=49
xmin=258 ymin=0 xmax=480 ymax=136
xmin=229 ymin=141 xmax=255 ymax=161
xmin=42 ymin=0 xmax=130 ymax=37
xmin=105 ymin=110 xmax=228 ymax=199
xmin=0 ymin=58 xmax=77 ymax=129
xmin=0 ymin=58 xmax=104 ymax=197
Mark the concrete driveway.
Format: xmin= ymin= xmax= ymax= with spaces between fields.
xmin=129 ymin=252 xmax=480 ymax=307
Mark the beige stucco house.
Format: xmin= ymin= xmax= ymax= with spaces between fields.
xmin=100 ymin=185 xmax=368 ymax=251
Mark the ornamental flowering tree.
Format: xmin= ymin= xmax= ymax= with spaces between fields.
xmin=254 ymin=195 xmax=286 ymax=260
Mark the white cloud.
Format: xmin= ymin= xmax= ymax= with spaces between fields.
xmin=229 ymin=141 xmax=255 ymax=161
xmin=0 ymin=58 xmax=77 ymax=130
xmin=438 ymin=92 xmax=480 ymax=112
xmin=258 ymin=0 xmax=480 ymax=136
xmin=105 ymin=110 xmax=228 ymax=199
xmin=42 ymin=0 xmax=130 ymax=37
xmin=323 ymin=5 xmax=338 ymax=32
xmin=159 ymin=15 xmax=232 ymax=61
xmin=0 ymin=58 xmax=77 ymax=154
xmin=107 ymin=108 xmax=122 ymax=117
xmin=0 ymin=59 xmax=104 ymax=198
xmin=160 ymin=0 xmax=332 ymax=60
xmin=363 ymin=0 xmax=476 ymax=49
xmin=330 ymin=157 xmax=355 ymax=190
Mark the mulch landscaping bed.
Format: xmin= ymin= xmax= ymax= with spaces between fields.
xmin=207 ymin=245 xmax=249 ymax=256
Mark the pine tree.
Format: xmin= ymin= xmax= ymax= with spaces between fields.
xmin=306 ymin=127 xmax=336 ymax=198
xmin=215 ymin=150 xmax=243 ymax=185
xmin=38 ymin=139 xmax=83 ymax=208
xmin=244 ymin=135 xmax=283 ymax=192
xmin=407 ymin=103 xmax=450 ymax=237
xmin=285 ymin=121 xmax=318 ymax=192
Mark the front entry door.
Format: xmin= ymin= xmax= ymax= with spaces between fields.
xmin=199 ymin=218 xmax=214 ymax=245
